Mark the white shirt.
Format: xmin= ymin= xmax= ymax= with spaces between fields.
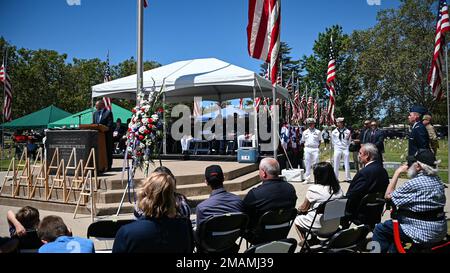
xmin=301 ymin=128 xmax=322 ymax=148
xmin=295 ymin=184 xmax=344 ymax=231
xmin=332 ymin=127 xmax=352 ymax=149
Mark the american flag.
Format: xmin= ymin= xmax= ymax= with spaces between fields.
xmin=428 ymin=0 xmax=450 ymax=101
xmin=103 ymin=53 xmax=113 ymax=111
xmin=314 ymin=99 xmax=319 ymax=121
xmin=326 ymin=37 xmax=336 ymax=125
xmin=247 ymin=0 xmax=281 ymax=86
xmin=144 ymin=0 xmax=149 ymax=8
xmin=306 ymin=96 xmax=313 ymax=118
xmin=285 ymin=75 xmax=293 ymax=92
xmin=239 ymin=98 xmax=244 ymax=110
xmin=254 ymin=97 xmax=261 ymax=112
xmin=276 ymin=72 xmax=282 ymax=86
xmin=0 ymin=54 xmax=12 ymax=122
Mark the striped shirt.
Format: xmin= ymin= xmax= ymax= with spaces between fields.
xmin=392 ymin=173 xmax=447 ymax=244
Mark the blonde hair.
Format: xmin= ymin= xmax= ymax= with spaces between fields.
xmin=137 ymin=172 xmax=177 ymax=218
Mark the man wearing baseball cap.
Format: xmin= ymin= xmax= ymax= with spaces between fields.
xmin=300 ymin=118 xmax=321 ymax=183
xmin=195 ymin=165 xmax=243 ymax=226
xmin=373 ymin=149 xmax=447 ymax=253
xmin=408 ymin=106 xmax=430 ymax=157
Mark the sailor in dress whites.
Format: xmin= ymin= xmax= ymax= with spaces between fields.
xmin=301 ymin=118 xmax=321 ymax=183
xmin=332 ymin=117 xmax=352 ymax=182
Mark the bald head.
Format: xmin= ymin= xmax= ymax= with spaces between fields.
xmin=95 ymin=100 xmax=105 ymax=111
xmin=259 ymin=158 xmax=280 ymax=180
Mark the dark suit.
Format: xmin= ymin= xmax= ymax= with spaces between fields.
xmin=408 ymin=122 xmax=430 ymax=157
xmin=360 ymin=128 xmax=371 ymax=144
xmin=345 ymin=161 xmax=389 ymax=222
xmin=368 ymin=129 xmax=385 ymax=161
xmin=243 ymin=179 xmax=297 ymax=230
xmin=93 ymin=108 xmax=114 ymax=170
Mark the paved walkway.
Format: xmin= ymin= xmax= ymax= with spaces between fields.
xmin=1 ymin=170 xmax=449 ymax=253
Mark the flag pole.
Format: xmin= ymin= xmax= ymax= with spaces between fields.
xmin=1 ymin=47 xmax=6 ymax=170
xmin=137 ymin=0 xmax=144 ymax=106
xmin=446 ymin=43 xmax=450 ymax=184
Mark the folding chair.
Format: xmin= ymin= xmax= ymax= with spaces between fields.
xmin=246 ymin=208 xmax=298 ymax=246
xmin=86 ymin=219 xmax=135 ymax=253
xmin=300 ymin=198 xmax=348 ymax=252
xmin=196 ymin=213 xmax=248 ymax=253
xmin=352 ymin=192 xmax=386 ymax=229
xmin=308 ymin=225 xmax=370 ymax=253
xmin=244 ymin=238 xmax=297 ymax=254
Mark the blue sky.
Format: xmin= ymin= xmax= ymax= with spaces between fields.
xmin=0 ymin=0 xmax=400 ymax=73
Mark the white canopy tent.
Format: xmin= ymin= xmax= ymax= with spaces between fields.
xmin=92 ymin=58 xmax=288 ymax=156
xmin=91 ymin=58 xmax=290 ymax=102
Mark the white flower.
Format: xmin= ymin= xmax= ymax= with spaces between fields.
xmin=151 ymin=114 xmax=159 ymax=121
xmin=142 ymin=118 xmax=149 ymax=125
xmin=139 ymin=126 xmax=146 ymax=134
xmin=140 ymin=143 xmax=146 ymax=149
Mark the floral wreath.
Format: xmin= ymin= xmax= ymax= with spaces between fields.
xmin=126 ymin=86 xmax=165 ymax=177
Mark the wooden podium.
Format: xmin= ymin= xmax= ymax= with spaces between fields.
xmin=79 ymin=124 xmax=109 ymax=173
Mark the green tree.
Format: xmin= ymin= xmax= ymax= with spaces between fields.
xmin=259 ymin=42 xmax=301 ymax=84
xmin=301 ymin=25 xmax=364 ymax=126
xmin=352 ymin=0 xmax=447 ymax=124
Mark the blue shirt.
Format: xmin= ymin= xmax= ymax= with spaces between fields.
xmin=38 ymin=236 xmax=95 ymax=253
xmin=196 ymin=188 xmax=243 ymax=226
xmin=392 ymin=173 xmax=447 ymax=244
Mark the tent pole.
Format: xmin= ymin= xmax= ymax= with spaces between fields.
xmin=272 ymin=85 xmax=277 ymax=159
xmin=137 ymin=0 xmax=144 ymax=106
xmin=163 ymin=93 xmax=167 ymax=155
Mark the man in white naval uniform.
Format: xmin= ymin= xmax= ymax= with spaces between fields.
xmin=332 ymin=117 xmax=352 ymax=182
xmin=280 ymin=121 xmax=290 ymax=151
xmin=301 ymin=118 xmax=321 ymax=183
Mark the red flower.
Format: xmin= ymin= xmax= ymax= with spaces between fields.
xmin=127 ymin=128 xmax=132 ymax=132
xmin=144 ymin=130 xmax=150 ymax=134
xmin=148 ymin=118 xmax=153 ymax=124
xmin=139 ymin=135 xmax=144 ymax=141
xmin=158 ymin=107 xmax=164 ymax=113
xmin=132 ymin=108 xmax=137 ymax=113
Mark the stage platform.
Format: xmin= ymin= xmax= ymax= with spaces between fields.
xmin=0 ymin=158 xmax=262 ymax=216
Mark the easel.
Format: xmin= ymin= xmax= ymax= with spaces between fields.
xmin=0 ymin=155 xmax=18 ymax=197
xmin=14 ymin=149 xmax=31 ymax=198
xmin=73 ymin=148 xmax=97 ymax=222
xmin=29 ymin=149 xmax=45 ymax=199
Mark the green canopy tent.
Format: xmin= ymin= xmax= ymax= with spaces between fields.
xmin=1 ymin=105 xmax=72 ymax=130
xmin=48 ymin=103 xmax=132 ymax=129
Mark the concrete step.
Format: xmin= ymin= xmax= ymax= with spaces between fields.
xmin=95 ymin=181 xmax=263 ymax=217
xmin=102 ymin=163 xmax=259 ymax=190
xmin=97 ymin=170 xmax=261 ymax=204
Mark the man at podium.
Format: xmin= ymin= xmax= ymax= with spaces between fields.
xmin=93 ymin=100 xmax=114 ymax=171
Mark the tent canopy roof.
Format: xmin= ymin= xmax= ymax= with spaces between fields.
xmin=92 ymin=58 xmax=290 ymax=103
xmin=48 ymin=103 xmax=132 ymax=129
xmin=1 ymin=105 xmax=72 ymax=130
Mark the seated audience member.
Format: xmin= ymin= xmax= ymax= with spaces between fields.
xmin=0 ymin=237 xmax=19 ymax=253
xmin=196 ymin=165 xmax=243 ymax=226
xmin=243 ymin=158 xmax=297 ymax=231
xmin=37 ymin=216 xmax=94 ymax=253
xmin=113 ymin=172 xmax=194 ymax=253
xmin=294 ymin=162 xmax=344 ymax=243
xmin=372 ymin=149 xmax=447 ymax=253
xmin=113 ymin=118 xmax=127 ymax=152
xmin=133 ymin=166 xmax=191 ymax=219
xmin=7 ymin=206 xmax=43 ymax=250
xmin=155 ymin=166 xmax=191 ymax=218
xmin=343 ymin=143 xmax=389 ymax=227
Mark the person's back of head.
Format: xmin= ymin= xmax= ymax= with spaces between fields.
xmin=16 ymin=206 xmax=40 ymax=230
xmin=204 ymin=165 xmax=224 ymax=190
xmin=138 ymin=172 xmax=177 ymax=218
xmin=313 ymin=162 xmax=341 ymax=195
xmin=259 ymin=158 xmax=280 ymax=181
xmin=37 ymin=216 xmax=69 ymax=243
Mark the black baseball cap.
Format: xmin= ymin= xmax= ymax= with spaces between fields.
xmin=205 ymin=165 xmax=224 ymax=183
xmin=407 ymin=149 xmax=437 ymax=167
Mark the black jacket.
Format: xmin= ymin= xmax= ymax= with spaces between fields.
xmin=93 ymin=109 xmax=114 ymax=129
xmin=408 ymin=122 xmax=430 ymax=156
xmin=346 ymin=161 xmax=389 ymax=219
